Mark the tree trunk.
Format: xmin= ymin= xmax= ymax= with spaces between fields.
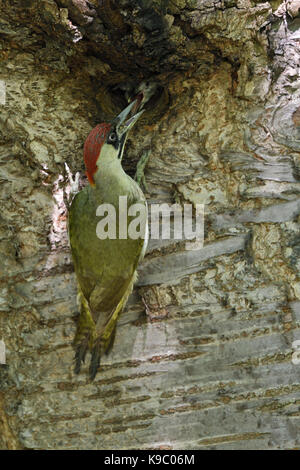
xmin=1 ymin=0 xmax=300 ymax=450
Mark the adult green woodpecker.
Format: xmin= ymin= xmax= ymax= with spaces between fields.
xmin=68 ymin=100 xmax=148 ymax=380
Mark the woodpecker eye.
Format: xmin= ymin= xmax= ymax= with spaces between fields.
xmin=108 ymin=132 xmax=117 ymax=143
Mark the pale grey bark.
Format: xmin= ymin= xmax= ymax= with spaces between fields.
xmin=0 ymin=0 xmax=300 ymax=450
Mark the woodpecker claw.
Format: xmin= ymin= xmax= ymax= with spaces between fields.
xmin=135 ymin=149 xmax=151 ymax=191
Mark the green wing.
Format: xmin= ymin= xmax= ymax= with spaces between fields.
xmin=68 ymin=185 xmax=145 ymax=325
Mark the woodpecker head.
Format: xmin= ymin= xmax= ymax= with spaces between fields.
xmin=84 ymin=100 xmax=144 ymax=185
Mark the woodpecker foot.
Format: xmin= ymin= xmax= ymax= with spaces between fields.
xmin=135 ymin=149 xmax=151 ymax=192
xmin=64 ymin=163 xmax=81 ymax=209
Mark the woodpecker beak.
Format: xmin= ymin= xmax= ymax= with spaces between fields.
xmin=112 ymin=100 xmax=144 ymax=161
xmin=114 ymin=100 xmax=144 ymax=137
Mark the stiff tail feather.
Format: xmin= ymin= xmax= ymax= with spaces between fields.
xmin=74 ymin=274 xmax=137 ymax=380
xmin=73 ymin=290 xmax=96 ymax=375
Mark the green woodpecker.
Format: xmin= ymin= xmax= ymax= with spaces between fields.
xmin=68 ymin=100 xmax=148 ymax=380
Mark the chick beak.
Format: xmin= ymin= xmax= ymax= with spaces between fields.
xmin=131 ymin=92 xmax=144 ymax=115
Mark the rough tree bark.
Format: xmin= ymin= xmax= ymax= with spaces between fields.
xmin=0 ymin=0 xmax=300 ymax=450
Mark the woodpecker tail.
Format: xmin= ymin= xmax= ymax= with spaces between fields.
xmin=74 ymin=274 xmax=137 ymax=380
xmin=74 ymin=291 xmax=122 ymax=380
xmin=88 ymin=274 xmax=137 ymax=380
xmin=88 ymin=297 xmax=126 ymax=380
xmin=73 ymin=290 xmax=96 ymax=375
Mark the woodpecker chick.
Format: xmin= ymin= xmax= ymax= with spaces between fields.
xmin=130 ymin=80 xmax=160 ymax=115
